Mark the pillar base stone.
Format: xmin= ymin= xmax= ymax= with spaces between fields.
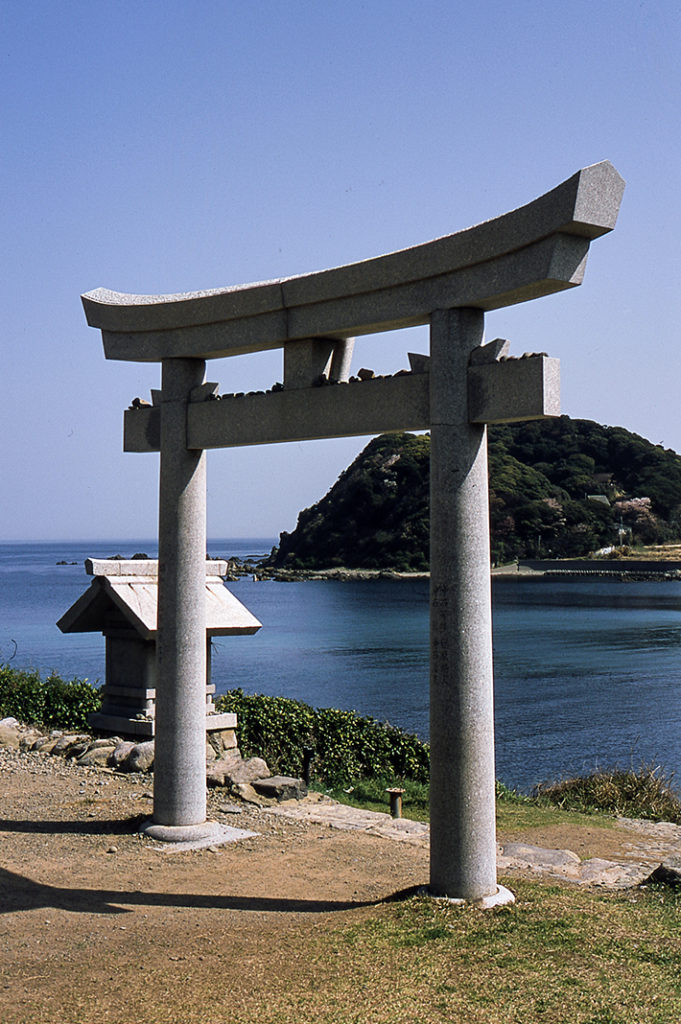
xmin=139 ymin=819 xmax=256 ymax=849
xmin=424 ymin=884 xmax=516 ymax=910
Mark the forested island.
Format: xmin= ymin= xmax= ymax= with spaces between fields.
xmin=264 ymin=416 xmax=681 ymax=571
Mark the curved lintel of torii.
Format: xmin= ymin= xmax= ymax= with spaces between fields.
xmin=82 ymin=160 xmax=624 ymax=364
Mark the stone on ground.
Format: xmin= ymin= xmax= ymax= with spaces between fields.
xmin=252 ymin=775 xmax=307 ymax=801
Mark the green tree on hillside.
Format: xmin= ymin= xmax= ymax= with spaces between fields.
xmin=267 ymin=417 xmax=681 ymax=570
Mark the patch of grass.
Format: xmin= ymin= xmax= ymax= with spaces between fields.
xmin=318 ymin=776 xmax=430 ymax=821
xmin=534 ymin=763 xmax=681 ymax=823
xmin=496 ymin=799 xmax=615 ymax=833
xmin=495 ymin=776 xmax=614 ymax=831
xmin=319 ymin=772 xmax=657 ymax=831
xmin=235 ymin=881 xmax=681 ymax=1023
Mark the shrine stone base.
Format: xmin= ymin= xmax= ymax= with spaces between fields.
xmin=88 ymin=710 xmax=237 ymax=741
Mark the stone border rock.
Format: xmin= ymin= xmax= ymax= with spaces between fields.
xmin=0 ymin=717 xmax=306 ymax=804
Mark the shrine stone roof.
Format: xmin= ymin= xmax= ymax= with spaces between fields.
xmin=57 ymin=559 xmax=261 ymax=640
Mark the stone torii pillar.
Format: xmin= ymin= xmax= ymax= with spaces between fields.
xmin=429 ymin=307 xmax=496 ymax=901
xmin=82 ymin=161 xmax=624 ymax=902
xmin=154 ymin=357 xmax=208 ymax=828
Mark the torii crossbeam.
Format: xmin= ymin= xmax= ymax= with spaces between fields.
xmin=83 ymin=160 xmax=624 ymax=905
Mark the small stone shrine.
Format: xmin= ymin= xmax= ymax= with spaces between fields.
xmin=57 ymin=558 xmax=261 ymax=738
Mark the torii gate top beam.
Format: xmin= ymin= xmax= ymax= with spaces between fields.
xmin=82 ymin=161 xmax=624 ymax=363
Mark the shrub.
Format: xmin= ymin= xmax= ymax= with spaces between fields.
xmin=0 ymin=664 xmax=102 ymax=730
xmin=215 ymin=689 xmax=429 ymax=787
xmin=534 ymin=764 xmax=681 ymax=823
xmin=217 ymin=690 xmax=315 ymax=776
xmin=495 ymin=779 xmax=533 ymax=804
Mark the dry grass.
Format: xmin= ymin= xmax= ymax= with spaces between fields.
xmin=214 ymin=881 xmax=681 ymax=1024
xmin=606 ymin=543 xmax=681 ymax=560
xmin=535 ymin=765 xmax=681 ymax=824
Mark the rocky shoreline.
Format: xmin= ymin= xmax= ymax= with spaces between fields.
xmin=253 ymin=566 xmax=430 ymax=582
xmin=221 ymin=562 xmax=681 ymax=583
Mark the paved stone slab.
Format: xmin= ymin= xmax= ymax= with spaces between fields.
xmin=499 ymin=842 xmax=581 ymax=874
xmin=576 ymin=858 xmax=651 ymax=888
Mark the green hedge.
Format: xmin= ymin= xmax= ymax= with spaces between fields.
xmin=215 ymin=689 xmax=430 ymax=787
xmin=0 ymin=664 xmax=102 ymax=730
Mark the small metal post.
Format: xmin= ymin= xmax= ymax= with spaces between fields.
xmin=386 ymin=787 xmax=405 ymax=819
xmin=302 ymin=746 xmax=314 ymax=786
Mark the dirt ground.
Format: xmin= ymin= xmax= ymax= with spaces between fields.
xmin=0 ymin=750 xmax=665 ymax=1024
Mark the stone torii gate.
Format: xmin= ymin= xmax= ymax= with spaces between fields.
xmin=82 ymin=160 xmax=624 ymax=905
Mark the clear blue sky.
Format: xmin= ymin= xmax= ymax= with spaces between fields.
xmin=2 ymin=0 xmax=680 ymax=541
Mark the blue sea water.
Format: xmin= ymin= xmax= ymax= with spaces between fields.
xmin=1 ymin=539 xmax=681 ymax=793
